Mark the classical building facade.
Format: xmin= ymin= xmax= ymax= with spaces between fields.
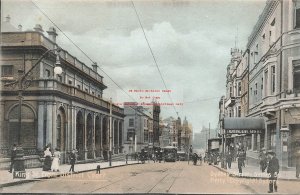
xmin=0 ymin=20 xmax=124 ymax=168
xmin=220 ymin=0 xmax=300 ymax=168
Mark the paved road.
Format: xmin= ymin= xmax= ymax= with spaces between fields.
xmin=1 ymin=162 xmax=300 ymax=194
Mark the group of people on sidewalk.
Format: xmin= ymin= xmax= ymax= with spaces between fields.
xmin=43 ymin=146 xmax=77 ymax=173
xmin=43 ymin=146 xmax=61 ymax=172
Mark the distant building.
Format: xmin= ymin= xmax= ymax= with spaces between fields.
xmin=123 ymin=103 xmax=153 ymax=153
xmin=181 ymin=117 xmax=193 ymax=152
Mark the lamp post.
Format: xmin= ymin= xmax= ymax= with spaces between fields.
xmin=5 ymin=47 xmax=62 ymax=172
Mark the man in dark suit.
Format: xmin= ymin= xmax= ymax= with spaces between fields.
xmin=69 ymin=149 xmax=77 ymax=173
xmin=9 ymin=144 xmax=17 ymax=173
xmin=267 ymin=151 xmax=279 ymax=193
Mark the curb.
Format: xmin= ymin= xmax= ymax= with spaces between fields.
xmin=0 ymin=162 xmax=140 ymax=188
xmin=212 ymin=165 xmax=300 ymax=182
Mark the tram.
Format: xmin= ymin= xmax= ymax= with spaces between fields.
xmin=162 ymin=146 xmax=177 ymax=162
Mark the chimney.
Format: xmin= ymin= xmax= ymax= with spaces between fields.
xmin=46 ymin=27 xmax=58 ymax=43
xmin=5 ymin=15 xmax=11 ymax=23
xmin=34 ymin=24 xmax=44 ymax=33
xmin=18 ymin=24 xmax=22 ymax=31
xmin=92 ymin=62 xmax=98 ymax=72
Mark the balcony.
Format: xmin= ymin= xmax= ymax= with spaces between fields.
xmin=225 ymin=97 xmax=235 ymax=108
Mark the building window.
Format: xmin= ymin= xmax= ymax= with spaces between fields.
xmin=295 ymin=0 xmax=300 ymax=28
xmin=238 ymin=82 xmax=241 ymax=96
xmin=85 ymin=88 xmax=88 ymax=92
xmin=271 ymin=66 xmax=276 ymax=94
xmin=270 ymin=18 xmax=276 ymax=45
xmin=144 ymin=130 xmax=148 ymax=142
xmin=68 ymin=80 xmax=73 ymax=85
xmin=127 ymin=129 xmax=135 ymax=141
xmin=254 ymin=83 xmax=258 ymax=95
xmin=1 ymin=65 xmax=13 ymax=77
xmin=77 ymin=84 xmax=81 ymax=89
xmin=293 ymin=60 xmax=300 ymax=92
xmin=230 ymin=86 xmax=233 ymax=97
xmin=45 ymin=69 xmax=51 ymax=78
xmin=238 ymin=106 xmax=241 ymax=117
xmin=264 ymin=70 xmax=268 ymax=96
xmin=129 ymin=118 xmax=134 ymax=127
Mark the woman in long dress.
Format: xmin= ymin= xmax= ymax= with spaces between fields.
xmin=43 ymin=147 xmax=52 ymax=171
xmin=51 ymin=148 xmax=61 ymax=172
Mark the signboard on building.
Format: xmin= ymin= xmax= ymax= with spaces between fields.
xmin=223 ymin=117 xmax=265 ymax=135
xmin=225 ymin=129 xmax=262 ymax=134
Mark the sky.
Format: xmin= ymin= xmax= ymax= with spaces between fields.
xmin=2 ymin=0 xmax=267 ymax=133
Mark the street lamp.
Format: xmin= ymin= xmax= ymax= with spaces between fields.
xmin=4 ymin=47 xmax=62 ymax=172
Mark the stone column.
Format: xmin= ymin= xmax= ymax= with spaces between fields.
xmin=100 ymin=115 xmax=103 ymax=157
xmin=84 ymin=110 xmax=87 ymax=160
xmin=46 ymin=102 xmax=53 ymax=147
xmin=72 ymin=107 xmax=76 ymax=150
xmin=117 ymin=121 xmax=120 ymax=154
xmin=52 ymin=102 xmax=57 ymax=149
xmin=37 ymin=101 xmax=45 ymax=150
xmin=92 ymin=113 xmax=96 ymax=159
xmin=264 ymin=117 xmax=268 ymax=150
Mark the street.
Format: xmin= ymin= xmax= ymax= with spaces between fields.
xmin=1 ymin=162 xmax=300 ymax=194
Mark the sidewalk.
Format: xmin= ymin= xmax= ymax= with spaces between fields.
xmin=213 ymin=161 xmax=300 ymax=181
xmin=0 ymin=160 xmax=139 ymax=188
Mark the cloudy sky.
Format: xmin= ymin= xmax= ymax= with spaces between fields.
xmin=2 ymin=0 xmax=266 ymax=133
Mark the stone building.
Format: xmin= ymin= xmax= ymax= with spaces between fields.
xmin=247 ymin=0 xmax=300 ymax=168
xmin=180 ymin=117 xmax=193 ymax=152
xmin=123 ymin=103 xmax=153 ymax=153
xmin=220 ymin=0 xmax=300 ymax=168
xmin=0 ymin=19 xmax=124 ymax=168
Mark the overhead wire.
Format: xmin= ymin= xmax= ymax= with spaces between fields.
xmin=131 ymin=0 xmax=179 ymax=118
xmin=30 ymin=0 xmax=154 ymax=117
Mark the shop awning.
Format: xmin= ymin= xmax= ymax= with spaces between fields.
xmin=223 ymin=117 xmax=265 ymax=134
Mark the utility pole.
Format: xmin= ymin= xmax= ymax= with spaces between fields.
xmin=109 ymin=98 xmax=112 ymax=166
xmin=208 ymin=123 xmax=210 ymax=140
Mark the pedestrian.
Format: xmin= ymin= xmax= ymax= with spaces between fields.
xmin=267 ymin=151 xmax=279 ymax=193
xmin=43 ymin=146 xmax=52 ymax=171
xmin=96 ymin=164 xmax=101 ymax=174
xmin=51 ymin=148 xmax=61 ymax=172
xmin=152 ymin=153 xmax=156 ymax=163
xmin=192 ymin=153 xmax=198 ymax=165
xmin=226 ymin=151 xmax=232 ymax=169
xmin=259 ymin=148 xmax=267 ymax=172
xmin=296 ymin=150 xmax=300 ymax=178
xmin=9 ymin=144 xmax=17 ymax=173
xmin=69 ymin=149 xmax=77 ymax=173
xmin=199 ymin=154 xmax=202 ymax=165
xmin=237 ymin=149 xmax=244 ymax=176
